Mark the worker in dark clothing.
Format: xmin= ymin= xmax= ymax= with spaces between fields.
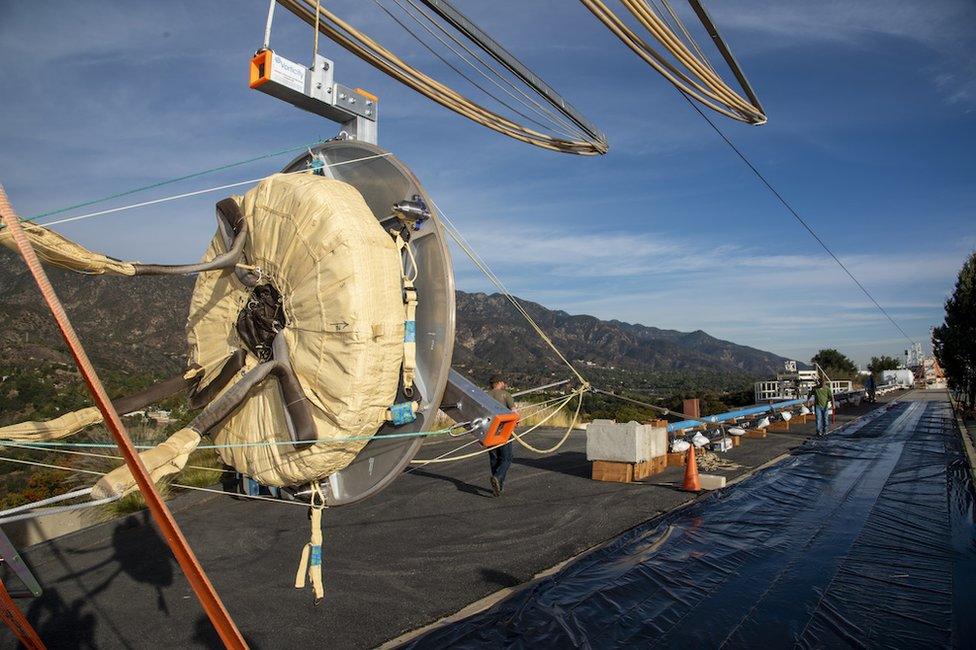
xmin=808 ymin=377 xmax=833 ymax=436
xmin=865 ymin=373 xmax=877 ymax=403
xmin=486 ymin=376 xmax=516 ymax=497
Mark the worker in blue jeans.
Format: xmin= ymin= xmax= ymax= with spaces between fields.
xmin=808 ymin=377 xmax=833 ymax=436
xmin=486 ymin=376 xmax=517 ymax=497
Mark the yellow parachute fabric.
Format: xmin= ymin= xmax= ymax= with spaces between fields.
xmin=0 ymin=225 xmax=136 ymax=275
xmin=187 ymin=173 xmax=405 ymax=487
xmin=0 ymin=407 xmax=103 ymax=442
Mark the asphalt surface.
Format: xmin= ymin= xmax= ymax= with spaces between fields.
xmin=403 ymin=391 xmax=974 ymax=648
xmin=1 ymin=393 xmax=905 ymax=649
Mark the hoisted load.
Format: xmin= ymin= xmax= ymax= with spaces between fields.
xmin=0 ymin=140 xmax=497 ymax=506
xmin=187 ymin=172 xmax=406 ymax=487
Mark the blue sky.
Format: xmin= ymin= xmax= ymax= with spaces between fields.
xmin=1 ymin=1 xmax=973 ymax=367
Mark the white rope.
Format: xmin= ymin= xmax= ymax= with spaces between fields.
xmin=34 ymin=152 xmax=394 ymax=228
xmin=3 ymin=442 xmax=234 ymax=476
xmin=431 ymin=198 xmax=588 ymax=387
xmin=408 ymin=388 xmax=584 ymax=465
xmin=174 ymin=482 xmax=310 ymax=508
xmin=0 ymin=453 xmax=309 ymax=511
xmin=0 ymin=487 xmax=94 ymax=517
xmin=510 ymin=389 xmax=585 ymax=454
xmin=0 ymin=493 xmax=120 ymax=525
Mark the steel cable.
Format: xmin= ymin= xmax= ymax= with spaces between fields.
xmin=277 ymin=0 xmax=607 ymax=154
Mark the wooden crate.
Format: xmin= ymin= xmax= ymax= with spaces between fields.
xmin=633 ymin=460 xmax=650 ymax=480
xmin=731 ymin=435 xmax=741 ymax=447
xmin=768 ymin=420 xmax=790 ymax=432
xmin=592 ymin=460 xmax=633 ymax=483
xmin=745 ymin=428 xmax=767 ymax=439
xmin=634 ymin=455 xmax=667 ymax=480
xmin=666 ymin=451 xmax=686 ymax=467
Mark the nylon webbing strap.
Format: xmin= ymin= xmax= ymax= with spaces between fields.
xmin=295 ymin=481 xmax=326 ymax=604
xmin=0 ymin=185 xmax=247 ymax=649
xmin=395 ymin=233 xmax=419 ymax=395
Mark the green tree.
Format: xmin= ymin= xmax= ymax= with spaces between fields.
xmin=933 ymin=250 xmax=976 ymax=409
xmin=811 ymin=348 xmax=857 ymax=381
xmin=868 ymin=355 xmax=901 ymax=374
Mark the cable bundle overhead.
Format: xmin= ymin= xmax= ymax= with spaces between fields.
xmin=581 ymin=0 xmax=766 ymax=124
xmin=276 ymin=0 xmax=609 ymax=155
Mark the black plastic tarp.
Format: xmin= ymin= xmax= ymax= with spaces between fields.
xmin=404 ymin=400 xmax=976 ymax=648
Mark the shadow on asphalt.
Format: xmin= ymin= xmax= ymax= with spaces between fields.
xmin=24 ymin=511 xmax=175 ymax=647
xmin=512 ymin=451 xmax=591 ymax=479
xmin=479 ymin=567 xmax=521 ymax=589
xmin=406 ymin=468 xmax=495 ymax=498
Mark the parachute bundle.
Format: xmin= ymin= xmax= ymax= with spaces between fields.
xmin=190 ymin=174 xmax=405 ymax=486
xmin=1 ymin=172 xmax=416 ymax=492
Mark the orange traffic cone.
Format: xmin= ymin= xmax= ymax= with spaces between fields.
xmin=683 ymin=444 xmax=701 ymax=492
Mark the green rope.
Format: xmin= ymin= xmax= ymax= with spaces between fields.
xmin=17 ymin=138 xmax=330 ymax=225
xmin=1 ymin=426 xmax=456 ymax=451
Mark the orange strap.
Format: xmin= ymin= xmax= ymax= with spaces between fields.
xmin=0 ymin=580 xmax=44 ymax=649
xmin=0 ymin=185 xmax=247 ymax=649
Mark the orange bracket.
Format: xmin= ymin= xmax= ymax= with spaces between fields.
xmin=249 ymin=50 xmax=273 ymax=89
xmin=481 ymin=412 xmax=520 ymax=448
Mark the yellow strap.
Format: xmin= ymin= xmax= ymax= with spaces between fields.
xmin=295 ymin=481 xmax=326 ymax=604
xmin=91 ymin=428 xmax=202 ymax=499
xmin=394 ymin=233 xmax=419 ymax=395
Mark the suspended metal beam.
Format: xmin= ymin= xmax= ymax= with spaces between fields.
xmin=417 ymin=0 xmax=608 ymax=147
xmin=686 ymin=0 xmax=765 ymax=117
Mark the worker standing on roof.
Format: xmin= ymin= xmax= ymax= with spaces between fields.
xmin=808 ymin=376 xmax=833 ymax=436
xmin=865 ymin=373 xmax=877 ymax=403
xmin=486 ymin=376 xmax=517 ymax=497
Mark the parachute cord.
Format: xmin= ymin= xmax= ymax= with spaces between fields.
xmin=409 ymin=387 xmax=586 ymax=465
xmin=17 ymin=139 xmax=335 ymax=224
xmin=430 ymin=198 xmax=589 ymax=389
xmin=31 ymin=152 xmax=394 ymax=229
xmin=510 ymin=389 xmax=585 ymax=455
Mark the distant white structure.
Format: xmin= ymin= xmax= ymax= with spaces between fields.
xmin=881 ymin=369 xmax=915 ymax=388
xmin=754 ymin=361 xmax=853 ymax=402
xmin=145 ymin=408 xmax=175 ymax=424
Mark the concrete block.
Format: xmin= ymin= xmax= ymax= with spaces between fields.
xmin=698 ymin=474 xmax=727 ymax=490
xmin=646 ymin=426 xmax=668 ymax=459
xmin=586 ymin=420 xmax=659 ymax=462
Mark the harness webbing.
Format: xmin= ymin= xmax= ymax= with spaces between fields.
xmin=0 ymin=185 xmax=248 ymax=650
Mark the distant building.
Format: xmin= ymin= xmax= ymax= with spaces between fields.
xmin=755 ymin=361 xmax=852 ymax=403
xmin=145 ymin=408 xmax=175 ymax=424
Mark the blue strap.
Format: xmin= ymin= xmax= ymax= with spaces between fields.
xmin=390 ymin=402 xmax=416 ymax=425
xmin=310 ymin=545 xmax=322 ymax=567
xmin=404 ymin=320 xmax=416 ymax=343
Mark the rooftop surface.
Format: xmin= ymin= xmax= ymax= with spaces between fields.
xmin=403 ymin=391 xmax=974 ymax=648
xmin=1 ymin=392 xmax=922 ymax=648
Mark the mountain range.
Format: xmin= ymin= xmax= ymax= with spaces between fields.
xmin=0 ymin=249 xmax=788 ymax=393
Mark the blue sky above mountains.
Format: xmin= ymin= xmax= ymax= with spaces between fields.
xmin=1 ymin=0 xmax=973 ymax=366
